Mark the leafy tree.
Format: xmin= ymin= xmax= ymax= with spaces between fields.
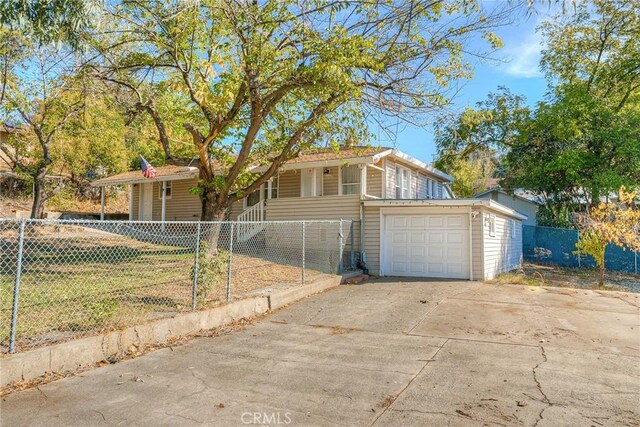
xmin=91 ymin=0 xmax=518 ymax=220
xmin=53 ymin=93 xmax=130 ymax=198
xmin=0 ymin=0 xmax=102 ymax=103
xmin=434 ymin=87 xmax=530 ymax=163
xmin=434 ymin=1 xmax=640 ymax=222
xmin=0 ymin=0 xmax=102 ymax=47
xmin=574 ymin=187 xmax=640 ymax=288
xmin=435 ymin=151 xmax=496 ymax=197
xmin=503 ymin=85 xmax=640 ymax=210
xmin=0 ymin=42 xmax=86 ymax=218
xmin=539 ymin=0 xmax=640 ymax=111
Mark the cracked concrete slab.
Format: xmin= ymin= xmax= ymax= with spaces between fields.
xmin=194 ymin=322 xmax=445 ymax=375
xmin=534 ymin=346 xmax=640 ymax=426
xmin=410 ymin=295 xmax=640 ymax=356
xmin=1 ymin=280 xmax=638 ymax=426
xmin=0 ymin=322 xmax=441 ymax=426
xmin=268 ymin=279 xmax=480 ymax=334
xmin=451 ymin=284 xmax=640 ymax=314
xmin=374 ymin=339 xmax=549 ymax=426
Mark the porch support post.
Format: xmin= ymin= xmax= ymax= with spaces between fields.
xmin=100 ymin=187 xmax=105 ymax=221
xmin=161 ymin=181 xmax=167 ymax=223
xmin=128 ymin=185 xmax=133 ymax=220
xmin=360 ymin=165 xmax=367 ymax=197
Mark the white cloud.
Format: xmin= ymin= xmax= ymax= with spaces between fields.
xmin=502 ymin=32 xmax=545 ymax=78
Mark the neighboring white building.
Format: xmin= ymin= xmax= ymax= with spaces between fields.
xmin=474 ymin=187 xmax=541 ymax=226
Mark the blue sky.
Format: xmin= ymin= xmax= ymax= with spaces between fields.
xmin=382 ymin=5 xmax=559 ymax=163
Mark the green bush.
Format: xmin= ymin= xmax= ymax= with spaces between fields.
xmin=190 ymin=242 xmax=228 ymax=301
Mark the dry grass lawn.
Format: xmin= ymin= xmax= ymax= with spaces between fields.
xmin=0 ymin=224 xmax=323 ymax=353
xmin=491 ymin=262 xmax=639 ymax=293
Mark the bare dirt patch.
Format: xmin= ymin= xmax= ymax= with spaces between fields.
xmin=492 ymin=262 xmax=640 ymax=293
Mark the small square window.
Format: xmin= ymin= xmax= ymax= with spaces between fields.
xmin=489 ymin=214 xmax=496 ymax=237
xmin=159 ymin=181 xmax=172 ymax=200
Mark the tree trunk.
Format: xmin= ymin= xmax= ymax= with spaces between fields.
xmin=200 ymin=190 xmax=228 ymax=222
xmin=31 ymin=173 xmax=47 ymax=219
xmin=598 ymin=263 xmax=604 ymax=289
xmin=591 ymin=186 xmax=601 ymax=208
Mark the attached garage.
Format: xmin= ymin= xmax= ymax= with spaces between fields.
xmin=362 ymin=199 xmax=527 ymax=281
xmin=384 ymin=213 xmax=470 ymax=279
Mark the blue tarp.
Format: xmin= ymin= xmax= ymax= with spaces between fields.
xmin=523 ymin=225 xmax=638 ymax=274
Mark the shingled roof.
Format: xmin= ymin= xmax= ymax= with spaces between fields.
xmin=91 ymin=145 xmax=453 ymax=186
xmin=284 ymin=146 xmax=391 ymax=164
xmin=91 ymin=165 xmax=200 ymax=186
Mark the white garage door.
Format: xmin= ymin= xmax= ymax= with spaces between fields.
xmin=383 ymin=214 xmax=470 ymax=279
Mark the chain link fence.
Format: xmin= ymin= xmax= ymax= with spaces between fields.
xmin=523 ymin=225 xmax=639 ymax=273
xmin=0 ymin=219 xmax=350 ymax=353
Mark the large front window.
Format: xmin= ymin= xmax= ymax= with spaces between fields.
xmin=395 ymin=167 xmax=410 ymax=199
xmin=341 ymin=165 xmax=361 ymax=195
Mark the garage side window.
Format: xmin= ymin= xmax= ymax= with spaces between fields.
xmin=395 ymin=166 xmax=410 ymax=199
xmin=489 ymin=214 xmax=496 ymax=237
xmin=341 ymin=165 xmax=361 ymax=195
xmin=511 ymin=220 xmax=516 ymax=239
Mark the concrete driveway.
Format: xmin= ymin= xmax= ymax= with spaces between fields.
xmin=1 ymin=279 xmax=639 ymax=426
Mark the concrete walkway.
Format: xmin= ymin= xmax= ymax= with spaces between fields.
xmin=1 ymin=279 xmax=639 ymax=426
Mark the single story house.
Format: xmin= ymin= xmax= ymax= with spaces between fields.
xmin=92 ymin=146 xmax=526 ymax=280
xmin=474 ymin=187 xmax=541 ymax=226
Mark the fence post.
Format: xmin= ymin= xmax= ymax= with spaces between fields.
xmin=577 ymin=229 xmax=581 ymax=268
xmin=635 ymin=251 xmax=638 ymax=275
xmin=191 ymin=222 xmax=202 ymax=311
xmin=301 ymin=221 xmax=306 ymax=284
xmin=9 ymin=219 xmax=26 ymax=353
xmin=226 ymin=223 xmax=234 ymax=302
xmin=350 ymin=220 xmax=355 ymax=270
xmin=338 ymin=220 xmax=344 ymax=274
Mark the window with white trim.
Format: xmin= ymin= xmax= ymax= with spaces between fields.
xmin=489 ymin=214 xmax=496 ymax=237
xmin=158 ymin=181 xmax=172 ymax=199
xmin=264 ymin=175 xmax=279 ymax=200
xmin=395 ymin=166 xmax=410 ymax=199
xmin=341 ymin=165 xmax=361 ymax=195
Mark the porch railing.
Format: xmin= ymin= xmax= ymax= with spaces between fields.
xmin=236 ymin=200 xmax=265 ymax=241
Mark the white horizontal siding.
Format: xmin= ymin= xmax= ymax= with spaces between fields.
xmin=482 ymin=209 xmax=523 ymax=279
xmin=265 ymin=194 xmax=360 ymax=221
xmin=472 ymin=211 xmax=484 ymax=280
xmin=366 ymin=166 xmax=383 ymax=198
xmin=362 ymin=205 xmax=381 ymax=275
